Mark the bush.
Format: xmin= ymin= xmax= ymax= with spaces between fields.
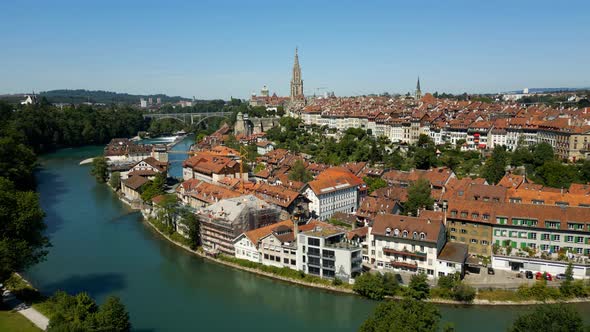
xmin=332 ymin=278 xmax=343 ymax=286
xmin=508 ymin=304 xmax=587 ymax=332
xmin=353 ymin=273 xmax=385 ymax=300
xmin=452 ymin=283 xmax=476 ymax=302
xmin=408 ymin=273 xmax=430 ymax=300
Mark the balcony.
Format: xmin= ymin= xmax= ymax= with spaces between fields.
xmin=382 ymin=248 xmax=427 ymax=259
xmin=391 ymin=261 xmax=418 ymax=270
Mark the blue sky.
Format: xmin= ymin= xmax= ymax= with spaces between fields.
xmin=1 ymin=0 xmax=589 ymax=99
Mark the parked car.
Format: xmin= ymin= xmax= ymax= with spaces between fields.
xmin=535 ymin=272 xmax=543 ymax=280
xmin=544 ymin=273 xmax=553 ymax=281
xmin=525 ymin=271 xmax=533 ymax=279
xmin=556 ymin=273 xmax=567 ymax=280
xmin=487 ymin=267 xmax=495 ymax=275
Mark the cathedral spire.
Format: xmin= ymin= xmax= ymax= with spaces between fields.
xmin=415 ymin=76 xmax=422 ymax=100
xmin=290 ymin=47 xmax=304 ymax=100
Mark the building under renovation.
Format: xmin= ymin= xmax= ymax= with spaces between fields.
xmin=199 ymin=195 xmax=280 ymax=255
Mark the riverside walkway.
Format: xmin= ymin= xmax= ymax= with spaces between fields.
xmin=2 ymin=290 xmax=49 ymax=331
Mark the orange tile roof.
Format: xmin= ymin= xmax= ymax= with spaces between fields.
xmin=307 ymin=167 xmax=365 ymax=194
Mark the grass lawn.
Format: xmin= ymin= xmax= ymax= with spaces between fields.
xmin=0 ymin=309 xmax=40 ymax=332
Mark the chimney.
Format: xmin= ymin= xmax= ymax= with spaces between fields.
xmin=293 ymin=219 xmax=299 ymax=243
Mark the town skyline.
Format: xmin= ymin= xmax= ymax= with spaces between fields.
xmin=2 ymin=1 xmax=590 ymax=99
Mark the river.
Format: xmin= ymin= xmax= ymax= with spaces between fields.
xmin=24 ymin=137 xmax=589 ymax=331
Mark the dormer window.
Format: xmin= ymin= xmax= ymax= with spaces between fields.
xmin=394 ymin=229 xmax=400 ymax=236
xmin=420 ymin=232 xmax=426 ymax=240
xmin=413 ymin=232 xmax=418 ymax=239
xmin=402 ymin=230 xmax=408 ymax=238
xmin=450 ymin=210 xmax=457 ymax=217
xmin=385 ymin=227 xmax=391 ymax=236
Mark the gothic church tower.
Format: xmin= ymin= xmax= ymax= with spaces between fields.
xmin=415 ymin=76 xmax=422 ymax=100
xmin=290 ymin=48 xmax=304 ymax=100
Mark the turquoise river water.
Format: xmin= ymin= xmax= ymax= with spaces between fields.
xmin=25 ymin=137 xmax=589 ymax=331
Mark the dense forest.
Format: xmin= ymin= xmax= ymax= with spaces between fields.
xmin=37 ymin=89 xmax=192 ymax=105
xmin=1 ymin=100 xmax=143 ymax=321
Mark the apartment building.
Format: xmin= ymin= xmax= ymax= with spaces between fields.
xmin=296 ymin=224 xmax=363 ymax=282
xmin=368 ymin=212 xmax=447 ymax=278
xmin=303 ymin=167 xmax=366 ymax=220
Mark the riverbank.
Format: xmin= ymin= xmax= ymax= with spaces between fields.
xmin=140 ymin=213 xmax=355 ymax=295
xmin=139 ymin=210 xmax=590 ymax=306
xmin=2 ymin=274 xmax=50 ymax=331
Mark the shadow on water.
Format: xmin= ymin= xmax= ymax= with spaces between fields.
xmin=35 ymin=167 xmax=68 ymax=235
xmin=42 ymin=273 xmax=126 ymax=299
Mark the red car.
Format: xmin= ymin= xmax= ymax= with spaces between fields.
xmin=535 ymin=272 xmax=553 ymax=281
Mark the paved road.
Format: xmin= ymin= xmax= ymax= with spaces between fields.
xmin=2 ymin=291 xmax=49 ymax=331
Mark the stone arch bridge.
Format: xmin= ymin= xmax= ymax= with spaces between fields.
xmin=142 ymin=112 xmax=232 ymax=126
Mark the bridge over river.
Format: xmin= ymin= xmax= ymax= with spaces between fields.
xmin=143 ymin=111 xmax=232 ymax=125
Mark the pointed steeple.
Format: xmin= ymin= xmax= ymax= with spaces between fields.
xmin=415 ymin=76 xmax=422 ymax=100
xmin=290 ymin=47 xmax=304 ymax=99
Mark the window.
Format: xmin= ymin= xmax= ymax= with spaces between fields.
xmin=447 ymin=262 xmax=455 ymax=267
xmin=450 ymin=210 xmax=457 ymax=217
xmin=291 ymin=259 xmax=296 ymax=265
xmin=481 ymin=240 xmax=489 ymax=245
xmin=545 ymin=221 xmax=560 ymax=229
xmin=264 ymin=254 xmax=269 ymax=259
xmin=541 ymin=233 xmax=550 ymax=241
xmin=402 ymin=230 xmax=408 ymax=238
xmin=450 ymin=235 xmax=456 ymax=240
xmin=576 ymin=237 xmax=584 ymax=244
xmin=551 ymin=234 xmax=560 ymax=242
xmin=461 ymin=211 xmax=468 ymax=218
xmin=461 ymin=229 xmax=467 ymax=234
xmin=566 ymin=236 xmax=574 ymax=243
xmin=483 ymin=214 xmax=490 ymax=220
xmin=308 ymin=237 xmax=320 ymax=246
xmin=284 ymin=258 xmax=289 ymax=264
xmin=528 ymin=232 xmax=537 ymax=240
xmin=470 ymin=239 xmax=478 ymax=244
xmin=472 ymin=213 xmax=479 ymax=219
xmin=427 ymin=269 xmax=434 ymax=276
xmin=532 ymin=199 xmax=544 ymax=205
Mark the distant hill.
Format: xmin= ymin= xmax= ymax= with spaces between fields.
xmin=37 ymin=89 xmax=193 ymax=105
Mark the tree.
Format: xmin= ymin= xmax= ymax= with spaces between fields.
xmin=155 ymin=194 xmax=178 ymax=230
xmin=535 ymin=160 xmax=578 ymax=188
xmin=404 ymin=179 xmax=434 ymax=216
xmin=381 ymin=272 xmax=400 ymax=296
xmin=482 ymin=146 xmax=507 ymax=184
xmin=288 ymin=159 xmax=313 ymax=183
xmin=47 ymin=291 xmax=131 ymax=332
xmin=0 ymin=137 xmax=37 ymax=190
xmin=109 ymin=172 xmax=121 ymax=190
xmin=0 ymin=177 xmax=50 ymax=282
xmin=559 ymin=262 xmax=575 ymax=297
xmin=508 ymin=304 xmax=587 ymax=332
xmin=353 ymin=273 xmax=385 ymax=300
xmin=532 ymin=142 xmax=555 ymax=166
xmin=94 ymin=296 xmax=131 ymax=332
xmin=413 ymin=135 xmax=437 ymax=170
xmin=407 ymin=273 xmax=430 ymax=300
xmin=363 ymin=177 xmax=388 ymax=194
xmin=90 ymin=156 xmax=109 ymax=183
xmin=452 ymin=283 xmax=476 ymax=302
xmin=140 ymin=173 xmax=166 ymax=202
xmin=359 ymin=298 xmax=441 ymax=332
xmin=181 ymin=209 xmax=200 ymax=249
